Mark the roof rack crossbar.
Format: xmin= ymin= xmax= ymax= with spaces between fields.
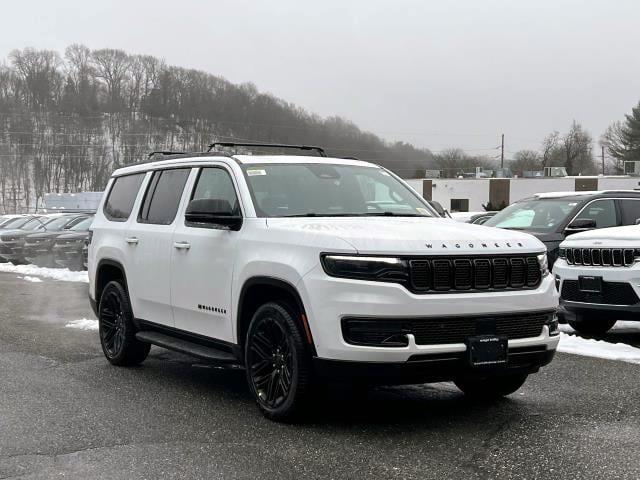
xmin=207 ymin=142 xmax=327 ymax=157
xmin=148 ymin=151 xmax=186 ymax=159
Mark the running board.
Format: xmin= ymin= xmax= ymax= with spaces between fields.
xmin=136 ymin=331 xmax=239 ymax=364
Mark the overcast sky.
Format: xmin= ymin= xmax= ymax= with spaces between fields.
xmin=1 ymin=0 xmax=639 ymax=158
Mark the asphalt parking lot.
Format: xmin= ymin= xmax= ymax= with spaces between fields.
xmin=1 ymin=272 xmax=640 ymax=479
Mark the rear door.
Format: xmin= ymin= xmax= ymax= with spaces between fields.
xmin=170 ymin=166 xmax=243 ymax=342
xmin=125 ymin=168 xmax=191 ymax=327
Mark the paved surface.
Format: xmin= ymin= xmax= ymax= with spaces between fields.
xmin=1 ymin=272 xmax=640 ymax=479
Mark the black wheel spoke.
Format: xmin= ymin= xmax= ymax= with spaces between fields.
xmin=247 ymin=309 xmax=295 ymax=409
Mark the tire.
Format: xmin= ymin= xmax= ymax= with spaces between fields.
xmin=455 ymin=373 xmax=528 ymax=399
xmin=245 ymin=301 xmax=314 ymax=422
xmin=569 ymin=314 xmax=616 ymax=336
xmin=98 ymin=280 xmax=150 ymax=366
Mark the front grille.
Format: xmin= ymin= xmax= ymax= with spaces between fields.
xmin=565 ymin=248 xmax=636 ymax=267
xmin=561 ymin=280 xmax=640 ymax=305
xmin=409 ymin=255 xmax=541 ymax=293
xmin=342 ymin=311 xmax=551 ymax=346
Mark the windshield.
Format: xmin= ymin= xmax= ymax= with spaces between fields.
xmin=20 ymin=218 xmax=47 ymax=231
xmin=242 ymin=163 xmax=434 ymax=218
xmin=2 ymin=217 xmax=30 ymax=229
xmin=484 ymin=198 xmax=580 ymax=232
xmin=41 ymin=216 xmax=75 ymax=231
xmin=69 ymin=216 xmax=93 ymax=231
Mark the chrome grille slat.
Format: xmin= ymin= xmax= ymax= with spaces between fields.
xmin=565 ymin=247 xmax=636 ymax=268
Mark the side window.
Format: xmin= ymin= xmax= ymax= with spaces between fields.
xmin=138 ymin=169 xmax=190 ymax=225
xmin=104 ymin=174 xmax=145 ymax=222
xmin=620 ymin=199 xmax=640 ymax=225
xmin=190 ymin=167 xmax=240 ymax=212
xmin=575 ymin=199 xmax=617 ymax=228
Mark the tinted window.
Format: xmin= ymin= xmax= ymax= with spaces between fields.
xmin=104 ymin=174 xmax=145 ymax=221
xmin=139 ymin=169 xmax=190 ymax=225
xmin=620 ymin=199 xmax=640 ymax=225
xmin=42 ymin=216 xmax=77 ymax=231
xmin=191 ymin=168 xmax=240 ymax=213
xmin=69 ymin=216 xmax=94 ymax=231
xmin=574 ymin=199 xmax=617 ymax=228
xmin=1 ymin=217 xmax=29 ymax=229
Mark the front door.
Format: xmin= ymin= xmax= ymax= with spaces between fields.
xmin=125 ymin=168 xmax=191 ymax=327
xmin=171 ymin=166 xmax=242 ymax=342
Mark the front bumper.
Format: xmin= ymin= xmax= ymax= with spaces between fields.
xmin=0 ymin=240 xmax=25 ymax=261
xmin=52 ymin=244 xmax=83 ymax=267
xmin=314 ymin=346 xmax=556 ymax=385
xmin=554 ymin=259 xmax=640 ymax=320
xmin=298 ymin=266 xmax=559 ymax=362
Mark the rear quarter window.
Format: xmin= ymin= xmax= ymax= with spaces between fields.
xmin=104 ymin=174 xmax=145 ymax=222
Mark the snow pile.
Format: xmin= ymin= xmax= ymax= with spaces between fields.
xmin=0 ymin=263 xmax=88 ymax=283
xmin=20 ymin=275 xmax=43 ymax=283
xmin=558 ymin=332 xmax=640 ymax=365
xmin=65 ymin=319 xmax=99 ymax=331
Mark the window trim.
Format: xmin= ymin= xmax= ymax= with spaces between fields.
xmin=103 ymin=172 xmax=146 ymax=223
xmin=136 ymin=167 xmax=191 ymax=226
xmin=185 ymin=166 xmax=243 ymax=229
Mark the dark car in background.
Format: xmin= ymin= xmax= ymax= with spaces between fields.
xmin=0 ymin=216 xmax=48 ymax=264
xmin=0 ymin=215 xmax=36 ymax=230
xmin=22 ymin=214 xmax=91 ymax=267
xmin=52 ymin=215 xmax=93 ymax=270
xmin=483 ymin=190 xmax=640 ymax=267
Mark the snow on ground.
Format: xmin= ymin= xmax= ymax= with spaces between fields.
xmin=65 ymin=319 xmax=98 ymax=331
xmin=0 ymin=263 xmax=88 ymax=283
xmin=19 ymin=275 xmax=43 ymax=283
xmin=558 ymin=332 xmax=640 ymax=365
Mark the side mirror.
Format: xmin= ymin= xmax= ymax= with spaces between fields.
xmin=635 ymin=218 xmax=640 ymax=225
xmin=565 ymin=218 xmax=596 ymax=234
xmin=428 ymin=200 xmax=446 ymax=217
xmin=185 ymin=199 xmax=243 ymax=231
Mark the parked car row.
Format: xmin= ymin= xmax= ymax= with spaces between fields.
xmin=0 ymin=213 xmax=93 ymax=270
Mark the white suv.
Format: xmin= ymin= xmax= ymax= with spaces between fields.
xmin=88 ymin=145 xmax=559 ymax=421
xmin=554 ymin=225 xmax=640 ymax=334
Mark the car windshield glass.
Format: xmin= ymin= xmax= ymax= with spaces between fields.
xmin=484 ymin=199 xmax=580 ymax=232
xmin=42 ymin=216 xmax=74 ymax=231
xmin=242 ymin=163 xmax=434 ymax=218
xmin=2 ymin=217 xmax=29 ymax=228
xmin=21 ymin=218 xmax=47 ymax=231
xmin=69 ymin=217 xmax=93 ymax=231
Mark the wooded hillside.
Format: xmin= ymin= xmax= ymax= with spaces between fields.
xmin=0 ymin=45 xmax=435 ymax=213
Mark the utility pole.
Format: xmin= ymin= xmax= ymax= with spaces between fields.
xmin=601 ymin=145 xmax=605 ymax=175
xmin=500 ymin=133 xmax=505 ymax=169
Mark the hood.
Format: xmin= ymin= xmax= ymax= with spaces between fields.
xmin=25 ymin=231 xmax=67 ymax=241
xmin=55 ymin=231 xmax=88 ymax=242
xmin=266 ymin=217 xmax=545 ymax=255
xmin=0 ymin=229 xmax=40 ymax=241
xmin=561 ymin=225 xmax=640 ymax=249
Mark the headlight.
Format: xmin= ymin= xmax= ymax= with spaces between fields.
xmin=537 ymin=253 xmax=549 ymax=277
xmin=321 ymin=254 xmax=409 ymax=282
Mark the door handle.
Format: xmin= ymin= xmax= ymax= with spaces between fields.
xmin=125 ymin=237 xmax=139 ymax=245
xmin=173 ymin=241 xmax=191 ymax=250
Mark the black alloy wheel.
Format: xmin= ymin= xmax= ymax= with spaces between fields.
xmin=98 ymin=280 xmax=150 ymax=366
xmin=245 ymin=302 xmax=313 ymax=421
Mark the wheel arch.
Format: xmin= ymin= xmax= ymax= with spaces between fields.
xmin=236 ymin=276 xmax=316 ymax=355
xmin=95 ymin=258 xmax=130 ymax=307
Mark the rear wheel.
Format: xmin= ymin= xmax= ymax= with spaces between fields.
xmin=455 ymin=373 xmax=528 ymax=399
xmin=98 ymin=280 xmax=150 ymax=366
xmin=569 ymin=314 xmax=616 ymax=336
xmin=245 ymin=301 xmax=313 ymax=422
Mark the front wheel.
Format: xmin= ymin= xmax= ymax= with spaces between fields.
xmin=569 ymin=315 xmax=616 ymax=336
xmin=455 ymin=373 xmax=528 ymax=399
xmin=245 ymin=301 xmax=313 ymax=422
xmin=98 ymin=280 xmax=150 ymax=366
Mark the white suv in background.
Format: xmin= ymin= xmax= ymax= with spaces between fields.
xmin=88 ymin=144 xmax=559 ymax=421
xmin=554 ymin=225 xmax=640 ymax=335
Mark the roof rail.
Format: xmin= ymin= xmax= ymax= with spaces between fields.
xmin=207 ymin=142 xmax=327 ymax=157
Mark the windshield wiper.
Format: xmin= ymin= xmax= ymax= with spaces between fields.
xmin=363 ymin=212 xmax=426 ymax=217
xmin=281 ymin=213 xmax=366 ymax=218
